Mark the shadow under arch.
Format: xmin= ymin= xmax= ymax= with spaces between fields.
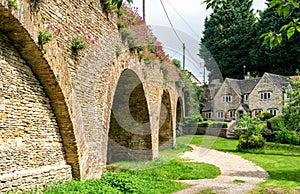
xmin=0 ymin=5 xmax=79 ymax=177
xmin=159 ymin=89 xmax=173 ymax=151
xmin=107 ymin=69 xmax=152 ymax=163
xmin=176 ymin=97 xmax=184 ymax=123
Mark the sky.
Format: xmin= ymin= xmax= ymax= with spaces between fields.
xmin=131 ymin=0 xmax=268 ymax=83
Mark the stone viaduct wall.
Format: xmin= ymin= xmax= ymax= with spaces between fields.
xmin=0 ymin=0 xmax=185 ymax=191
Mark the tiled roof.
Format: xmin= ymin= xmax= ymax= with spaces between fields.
xmin=266 ymin=73 xmax=290 ymax=91
xmin=226 ymin=77 xmax=261 ymax=95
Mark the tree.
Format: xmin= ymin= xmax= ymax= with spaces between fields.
xmin=261 ymin=0 xmax=300 ymax=48
xmin=249 ymin=1 xmax=300 ymax=76
xmin=204 ymin=0 xmax=300 ymax=48
xmin=283 ymin=72 xmax=300 ymax=132
xmin=199 ymin=0 xmax=256 ymax=80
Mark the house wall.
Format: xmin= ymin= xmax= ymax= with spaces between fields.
xmin=249 ymin=75 xmax=283 ymax=116
xmin=213 ymin=79 xmax=241 ymax=120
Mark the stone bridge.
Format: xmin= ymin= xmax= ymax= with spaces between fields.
xmin=0 ymin=0 xmax=192 ymax=191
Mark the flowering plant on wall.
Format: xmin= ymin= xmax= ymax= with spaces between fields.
xmin=117 ymin=5 xmax=181 ymax=84
xmin=38 ymin=20 xmax=61 ymax=46
xmin=72 ymin=29 xmax=96 ymax=51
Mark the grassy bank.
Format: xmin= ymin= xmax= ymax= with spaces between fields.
xmin=43 ymin=139 xmax=220 ymax=194
xmin=178 ymin=135 xmax=300 ymax=189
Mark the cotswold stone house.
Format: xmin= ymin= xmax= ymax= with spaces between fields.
xmin=202 ymin=72 xmax=291 ymax=120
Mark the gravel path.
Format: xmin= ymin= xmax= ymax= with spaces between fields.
xmin=174 ymin=145 xmax=269 ymax=194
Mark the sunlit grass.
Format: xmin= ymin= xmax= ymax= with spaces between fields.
xmin=44 ymin=136 xmax=220 ymax=194
xmin=187 ymin=135 xmax=300 ymax=189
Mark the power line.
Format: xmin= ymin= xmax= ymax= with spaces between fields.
xmin=164 ymin=0 xmax=201 ymax=39
xmin=159 ymin=0 xmax=184 ymax=44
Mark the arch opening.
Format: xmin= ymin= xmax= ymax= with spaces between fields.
xmin=158 ymin=89 xmax=173 ymax=151
xmin=107 ymin=69 xmax=152 ymax=163
xmin=176 ymin=97 xmax=183 ymax=123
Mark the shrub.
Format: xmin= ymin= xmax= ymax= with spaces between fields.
xmin=209 ymin=122 xmax=228 ymax=128
xmin=258 ymin=112 xmax=274 ymax=121
xmin=237 ymin=134 xmax=265 ymax=150
xmin=176 ymin=113 xmax=203 ymax=136
xmin=234 ymin=115 xmax=262 ymax=138
xmin=275 ymin=129 xmax=300 ymax=145
xmin=267 ymin=115 xmax=285 ymax=131
xmin=198 ymin=121 xmax=210 ymax=128
xmin=235 ymin=114 xmax=265 ymax=150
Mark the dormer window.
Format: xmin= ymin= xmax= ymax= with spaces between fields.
xmin=222 ymin=95 xmax=232 ymax=103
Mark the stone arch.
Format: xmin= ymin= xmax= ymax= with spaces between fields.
xmin=176 ymin=97 xmax=183 ymax=122
xmin=107 ymin=69 xmax=152 ymax=163
xmin=0 ymin=6 xmax=79 ymax=178
xmin=159 ymin=89 xmax=173 ymax=150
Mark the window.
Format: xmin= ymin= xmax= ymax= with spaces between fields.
xmin=269 ymin=109 xmax=277 ymax=116
xmin=222 ymin=95 xmax=232 ymax=103
xmin=245 ymin=94 xmax=249 ymax=101
xmin=253 ymin=110 xmax=262 ymax=117
xmin=229 ymin=110 xmax=235 ymax=118
xmin=260 ymin=92 xmax=271 ymax=100
xmin=205 ymin=112 xmax=211 ymax=119
xmin=217 ymin=111 xmax=224 ymax=119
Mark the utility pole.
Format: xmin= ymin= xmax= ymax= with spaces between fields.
xmin=183 ymin=43 xmax=186 ymax=70
xmin=143 ymin=0 xmax=146 ymax=22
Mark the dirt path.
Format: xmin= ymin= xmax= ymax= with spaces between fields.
xmin=174 ymin=145 xmax=269 ymax=194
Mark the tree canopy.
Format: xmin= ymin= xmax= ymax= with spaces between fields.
xmin=250 ymin=0 xmax=300 ymax=76
xmin=199 ymin=0 xmax=256 ymax=80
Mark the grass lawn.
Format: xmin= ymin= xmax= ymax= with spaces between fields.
xmin=177 ymin=135 xmax=300 ymax=190
xmin=43 ymin=134 xmax=300 ymax=193
xmin=43 ymin=139 xmax=220 ymax=194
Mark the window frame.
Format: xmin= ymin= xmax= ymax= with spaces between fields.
xmin=260 ymin=92 xmax=271 ymax=100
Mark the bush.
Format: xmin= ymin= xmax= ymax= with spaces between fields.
xmin=267 ymin=115 xmax=285 ymax=131
xmin=197 ymin=121 xmax=210 ymax=128
xmin=275 ymin=130 xmax=300 ymax=145
xmin=258 ymin=112 xmax=274 ymax=121
xmin=176 ymin=113 xmax=203 ymax=136
xmin=234 ymin=115 xmax=262 ymax=139
xmin=209 ymin=122 xmax=228 ymax=128
xmin=197 ymin=121 xmax=228 ymax=128
xmin=237 ymin=134 xmax=265 ymax=150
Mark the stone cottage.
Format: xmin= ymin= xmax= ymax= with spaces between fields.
xmin=202 ymin=72 xmax=291 ymax=120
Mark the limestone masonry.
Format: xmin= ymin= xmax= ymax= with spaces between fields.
xmin=0 ymin=0 xmax=185 ymax=192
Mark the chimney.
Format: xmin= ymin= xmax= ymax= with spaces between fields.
xmin=245 ymin=72 xmax=251 ymax=80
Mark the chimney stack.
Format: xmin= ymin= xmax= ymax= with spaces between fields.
xmin=245 ymin=72 xmax=251 ymax=80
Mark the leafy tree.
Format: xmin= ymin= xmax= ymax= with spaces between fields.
xmin=249 ymin=1 xmax=300 ymax=76
xmin=261 ymin=0 xmax=300 ymax=48
xmin=283 ymin=72 xmax=300 ymax=132
xmin=204 ymin=0 xmax=300 ymax=48
xmin=199 ymin=0 xmax=256 ymax=80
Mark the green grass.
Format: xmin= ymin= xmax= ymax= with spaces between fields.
xmin=44 ymin=171 xmax=186 ymax=194
xmin=43 ymin=134 xmax=300 ymax=193
xmin=182 ymin=135 xmax=300 ymax=189
xmin=197 ymin=188 xmax=216 ymax=194
xmin=130 ymin=159 xmax=220 ymax=180
xmin=43 ymin=138 xmax=220 ymax=194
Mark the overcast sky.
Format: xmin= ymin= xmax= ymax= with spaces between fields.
xmin=131 ymin=0 xmax=268 ymax=82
